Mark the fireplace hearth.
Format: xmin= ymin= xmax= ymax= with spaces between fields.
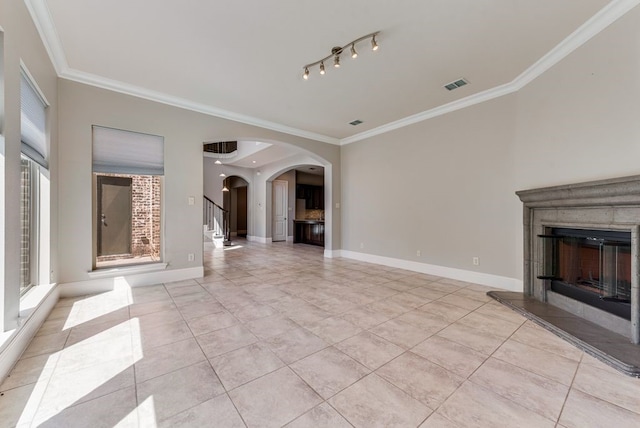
xmin=516 ymin=175 xmax=640 ymax=345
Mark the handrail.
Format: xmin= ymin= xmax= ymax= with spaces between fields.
xmin=204 ymin=195 xmax=227 ymax=213
xmin=203 ymin=195 xmax=231 ymax=244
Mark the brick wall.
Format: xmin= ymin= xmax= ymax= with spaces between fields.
xmin=131 ymin=175 xmax=161 ymax=258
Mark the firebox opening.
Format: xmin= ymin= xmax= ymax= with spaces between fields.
xmin=538 ymin=228 xmax=631 ymax=320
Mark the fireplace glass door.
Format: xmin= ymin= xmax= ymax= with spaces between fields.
xmin=538 ymin=228 xmax=631 ymax=319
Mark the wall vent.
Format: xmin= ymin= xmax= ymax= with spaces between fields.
xmin=444 ymin=78 xmax=469 ymax=91
xmin=349 ymin=119 xmax=363 ymax=126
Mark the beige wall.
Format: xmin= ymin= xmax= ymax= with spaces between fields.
xmin=0 ymin=0 xmax=58 ymax=328
xmin=297 ymin=171 xmax=324 ymax=186
xmin=342 ymin=95 xmax=519 ymax=279
xmin=58 ymin=80 xmax=341 ymax=285
xmin=341 ymin=6 xmax=640 ymax=286
xmin=514 ymin=6 xmax=640 ymax=190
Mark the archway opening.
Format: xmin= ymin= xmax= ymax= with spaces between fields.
xmin=223 ymin=176 xmax=249 ymax=240
xmin=202 ymin=138 xmax=335 ymax=254
xmin=270 ymin=166 xmax=325 ymax=247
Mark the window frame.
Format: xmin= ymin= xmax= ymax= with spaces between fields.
xmin=19 ymin=65 xmax=48 ymax=297
xmin=92 ymin=172 xmax=164 ymax=270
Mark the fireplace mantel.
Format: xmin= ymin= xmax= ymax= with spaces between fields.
xmin=517 ymin=175 xmax=640 ymax=344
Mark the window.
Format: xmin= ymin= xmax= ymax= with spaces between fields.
xmin=92 ymin=126 xmax=163 ymax=268
xmin=20 ymin=69 xmax=47 ymax=294
xmin=20 ymin=155 xmax=40 ymax=294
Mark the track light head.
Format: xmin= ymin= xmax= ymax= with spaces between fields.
xmin=331 ymin=46 xmax=342 ymax=68
xmin=371 ymin=34 xmax=379 ymax=51
xmin=319 ymin=62 xmax=325 ymax=75
xmin=350 ymin=44 xmax=358 ymax=59
xmin=303 ymin=67 xmax=310 ymax=80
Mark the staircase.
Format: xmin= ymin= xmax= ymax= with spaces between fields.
xmin=203 ymin=196 xmax=231 ymax=247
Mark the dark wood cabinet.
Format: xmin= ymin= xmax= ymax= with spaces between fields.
xmin=296 ymin=184 xmax=324 ymax=210
xmin=294 ymin=220 xmax=324 ymax=246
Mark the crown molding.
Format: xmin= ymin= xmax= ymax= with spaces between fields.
xmin=340 ymin=81 xmax=519 ymax=145
xmin=58 ymin=68 xmax=340 ymax=145
xmin=510 ymin=0 xmax=640 ymax=91
xmin=24 ymin=0 xmax=68 ymax=75
xmin=25 ymin=0 xmax=639 ymax=147
xmin=340 ymin=0 xmax=640 ymax=145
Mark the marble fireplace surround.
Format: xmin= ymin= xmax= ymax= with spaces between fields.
xmin=517 ymin=175 xmax=640 ymax=345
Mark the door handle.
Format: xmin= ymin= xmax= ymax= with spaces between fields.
xmin=101 ymin=214 xmax=108 ymax=227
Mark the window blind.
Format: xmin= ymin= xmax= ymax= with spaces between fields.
xmin=20 ymin=72 xmax=48 ymax=168
xmin=92 ymin=126 xmax=164 ymax=175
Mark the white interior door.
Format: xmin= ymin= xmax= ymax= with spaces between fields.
xmin=273 ymin=180 xmax=288 ymax=242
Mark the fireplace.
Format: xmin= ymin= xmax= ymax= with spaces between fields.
xmin=539 ymin=228 xmax=631 ymax=320
xmin=517 ymin=175 xmax=640 ymax=344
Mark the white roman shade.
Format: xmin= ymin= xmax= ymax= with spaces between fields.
xmin=20 ymin=72 xmax=48 ymax=168
xmin=92 ymin=126 xmax=164 ymax=175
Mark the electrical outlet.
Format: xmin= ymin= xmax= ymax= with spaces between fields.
xmin=416 ymin=250 xmax=421 ymax=257
xmin=188 ymin=253 xmax=195 ymax=262
xmin=473 ymin=257 xmax=479 ymax=266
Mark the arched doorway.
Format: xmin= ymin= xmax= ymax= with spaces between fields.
xmin=202 ymin=138 xmax=336 ymax=255
xmin=223 ymin=176 xmax=248 ymax=240
xmin=270 ymin=166 xmax=325 ymax=246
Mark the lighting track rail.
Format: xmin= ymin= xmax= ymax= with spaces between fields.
xmin=302 ymin=32 xmax=380 ymax=79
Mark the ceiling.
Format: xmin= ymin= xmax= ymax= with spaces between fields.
xmin=28 ymin=0 xmax=632 ymax=144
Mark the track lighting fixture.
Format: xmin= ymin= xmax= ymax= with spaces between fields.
xmin=302 ymin=31 xmax=379 ymax=79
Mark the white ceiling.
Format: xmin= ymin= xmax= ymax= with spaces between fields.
xmin=28 ymin=0 xmax=636 ymax=144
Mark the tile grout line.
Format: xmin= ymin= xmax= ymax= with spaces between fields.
xmin=555 ymin=351 xmax=583 ymax=425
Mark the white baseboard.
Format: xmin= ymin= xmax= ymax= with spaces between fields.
xmin=59 ymin=266 xmax=204 ymax=298
xmin=324 ymin=249 xmax=342 ymax=258
xmin=340 ymin=250 xmax=522 ymax=291
xmin=0 ymin=284 xmax=59 ymax=385
xmin=246 ymin=235 xmax=272 ymax=244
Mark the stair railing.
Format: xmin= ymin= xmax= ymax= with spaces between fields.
xmin=203 ymin=195 xmax=227 ymax=238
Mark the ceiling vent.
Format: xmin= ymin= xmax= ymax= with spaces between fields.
xmin=444 ymin=78 xmax=469 ymax=91
xmin=349 ymin=119 xmax=363 ymax=126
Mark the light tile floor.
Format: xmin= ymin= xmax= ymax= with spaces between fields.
xmin=2 ymin=239 xmax=640 ymax=427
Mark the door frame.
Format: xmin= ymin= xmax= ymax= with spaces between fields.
xmin=272 ymin=180 xmax=288 ymax=242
